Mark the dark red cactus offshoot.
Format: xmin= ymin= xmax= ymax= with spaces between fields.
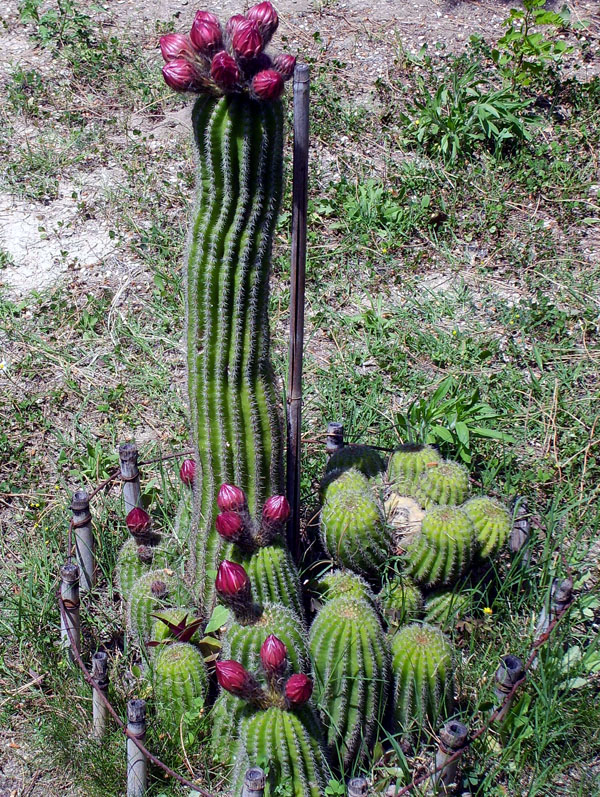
xmin=215 ymin=511 xmax=244 ymax=540
xmin=211 ymin=50 xmax=241 ymax=88
xmin=231 ymin=18 xmax=263 ymax=59
xmin=179 ymin=458 xmax=196 ymax=486
xmin=246 ymin=1 xmax=279 ymax=43
xmin=285 ymin=673 xmax=313 ymax=706
xmin=215 ymin=659 xmax=256 ymax=696
xmin=260 ymin=634 xmax=287 ymax=674
xmin=217 ymin=483 xmax=247 ymax=512
xmin=252 ymin=69 xmax=284 ymax=101
xmin=216 ymin=559 xmax=250 ymax=596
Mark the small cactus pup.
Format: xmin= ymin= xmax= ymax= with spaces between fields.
xmin=153 ymin=642 xmax=209 ymax=734
xmin=320 ymin=473 xmax=394 ymax=578
xmin=405 ymin=506 xmax=476 ymax=589
xmin=160 ymin=4 xmax=296 ymax=610
xmin=115 ymin=539 xmax=171 ymax=603
xmin=462 ymin=496 xmax=512 ymax=559
xmin=325 ymin=444 xmax=386 ymax=480
xmin=319 ymin=465 xmax=370 ymax=503
xmin=390 ymin=623 xmax=454 ymax=737
xmin=413 ymin=459 xmax=470 ymax=509
xmin=377 ymin=576 xmax=423 ymax=631
xmin=423 ymin=591 xmax=470 ymax=631
xmin=126 ymin=569 xmax=192 ymax=645
xmin=387 ymin=444 xmax=442 ymax=493
xmin=309 ymin=596 xmax=390 ymax=766
xmin=316 ymin=568 xmax=376 ymax=606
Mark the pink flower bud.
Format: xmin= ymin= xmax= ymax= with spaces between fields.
xmin=215 ymin=659 xmax=254 ymax=696
xmin=217 ymin=483 xmax=247 ymax=512
xmin=285 ymin=673 xmax=313 ymax=706
xmin=215 ymin=511 xmax=243 ymax=540
xmin=162 ymin=58 xmax=202 ymax=92
xmin=160 ymin=33 xmax=196 ymax=63
xmin=226 ymin=14 xmax=247 ymax=40
xmin=247 ymin=1 xmax=279 ymax=43
xmin=272 ymin=53 xmax=296 ymax=80
xmin=260 ymin=634 xmax=287 ymax=673
xmin=231 ymin=19 xmax=263 ymax=59
xmin=179 ymin=458 xmax=196 ymax=486
xmin=252 ymin=69 xmax=284 ymax=101
xmin=211 ymin=51 xmax=240 ymax=88
xmin=262 ymin=495 xmax=291 ymax=525
xmin=189 ymin=16 xmax=223 ymax=53
xmin=126 ymin=507 xmax=151 ymax=534
xmin=193 ymin=9 xmax=220 ymax=27
xmin=215 ymin=560 xmax=250 ymax=596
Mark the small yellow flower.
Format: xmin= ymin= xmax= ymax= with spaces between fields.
xmin=483 ymin=607 xmax=493 ymax=616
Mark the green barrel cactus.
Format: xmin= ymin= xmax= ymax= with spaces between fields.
xmin=240 ymin=543 xmax=305 ymax=621
xmin=377 ymin=577 xmax=423 ymax=630
xmin=462 ymin=496 xmax=511 ymax=558
xmin=210 ymin=691 xmax=253 ymax=765
xmin=423 ymin=591 xmax=469 ymax=630
xmin=405 ymin=506 xmax=475 ymax=588
xmin=153 ymin=642 xmax=208 ymax=733
xmin=388 ymin=444 xmax=442 ymax=492
xmin=319 ymin=466 xmax=371 ymax=503
xmin=126 ymin=569 xmax=192 ymax=645
xmin=413 ymin=460 xmax=470 ymax=508
xmin=116 ymin=539 xmax=171 ymax=603
xmin=317 ymin=569 xmax=376 ymax=606
xmin=233 ymin=706 xmax=327 ymax=797
xmin=309 ymin=597 xmax=390 ymax=765
xmin=325 ymin=444 xmax=385 ymax=479
xmin=391 ymin=623 xmax=454 ymax=735
xmin=320 ymin=478 xmax=393 ymax=577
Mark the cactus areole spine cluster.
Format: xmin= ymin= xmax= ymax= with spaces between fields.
xmin=160 ymin=3 xmax=296 ymax=608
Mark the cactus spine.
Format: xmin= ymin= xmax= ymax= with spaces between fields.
xmin=462 ymin=496 xmax=511 ymax=558
xmin=186 ymin=95 xmax=285 ymax=609
xmin=391 ymin=623 xmax=454 ymax=735
xmin=406 ymin=506 xmax=475 ymax=588
xmin=153 ymin=642 xmax=208 ymax=732
xmin=309 ymin=597 xmax=390 ymax=765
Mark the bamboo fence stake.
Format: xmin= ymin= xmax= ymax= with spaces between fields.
xmin=532 ymin=577 xmax=573 ymax=668
xmin=91 ymin=651 xmax=109 ymax=739
xmin=432 ymin=720 xmax=468 ymax=793
xmin=119 ymin=442 xmax=142 ymax=514
xmin=493 ymin=654 xmax=525 ymax=723
xmin=127 ymin=699 xmax=147 ymax=797
xmin=71 ymin=489 xmax=95 ymax=592
xmin=347 ymin=776 xmax=369 ymax=796
xmin=241 ymin=767 xmax=266 ymax=796
xmin=60 ymin=562 xmax=80 ymax=657
xmin=509 ymin=496 xmax=530 ymax=566
xmin=326 ymin=421 xmax=344 ymax=456
xmin=286 ymin=63 xmax=310 ymax=564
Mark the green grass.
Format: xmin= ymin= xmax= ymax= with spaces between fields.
xmin=1 ymin=0 xmax=600 ymax=794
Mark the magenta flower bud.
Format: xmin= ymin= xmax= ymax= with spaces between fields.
xmin=179 ymin=458 xmax=196 ymax=486
xmin=216 ymin=560 xmax=250 ymax=596
xmin=285 ymin=673 xmax=313 ymax=706
xmin=251 ymin=69 xmax=284 ymax=101
xmin=193 ymin=9 xmax=220 ymax=27
xmin=162 ymin=58 xmax=202 ymax=92
xmin=272 ymin=53 xmax=296 ymax=80
xmin=160 ymin=33 xmax=195 ymax=63
xmin=260 ymin=634 xmax=287 ymax=673
xmin=189 ymin=16 xmax=223 ymax=53
xmin=247 ymin=1 xmax=279 ymax=43
xmin=211 ymin=51 xmax=240 ymax=88
xmin=126 ymin=507 xmax=151 ymax=534
xmin=231 ymin=19 xmax=263 ymax=59
xmin=226 ymin=13 xmax=246 ymax=40
xmin=217 ymin=483 xmax=247 ymax=512
xmin=215 ymin=659 xmax=255 ymax=696
xmin=215 ymin=511 xmax=243 ymax=540
xmin=262 ymin=495 xmax=291 ymax=525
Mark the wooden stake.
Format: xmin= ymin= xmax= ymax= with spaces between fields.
xmin=432 ymin=720 xmax=468 ymax=793
xmin=119 ymin=442 xmax=142 ymax=514
xmin=127 ymin=699 xmax=147 ymax=797
xmin=326 ymin=421 xmax=344 ymax=456
xmin=286 ymin=63 xmax=310 ymax=564
xmin=510 ymin=496 xmax=530 ymax=566
xmin=347 ymin=777 xmax=369 ymax=796
xmin=71 ymin=489 xmax=95 ymax=592
xmin=60 ymin=562 xmax=80 ymax=657
xmin=241 ymin=767 xmax=266 ymax=796
xmin=91 ymin=651 xmax=109 ymax=739
xmin=493 ymin=654 xmax=525 ymax=723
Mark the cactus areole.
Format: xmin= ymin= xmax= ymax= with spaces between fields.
xmin=160 ymin=4 xmax=296 ymax=608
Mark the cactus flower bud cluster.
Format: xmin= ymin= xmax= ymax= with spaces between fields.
xmin=214 ymin=482 xmax=290 ymax=550
xmin=160 ymin=2 xmax=295 ymax=100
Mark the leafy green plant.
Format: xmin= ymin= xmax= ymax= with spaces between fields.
xmin=392 ymin=377 xmax=516 ymax=463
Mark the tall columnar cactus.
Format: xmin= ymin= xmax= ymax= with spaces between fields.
xmin=413 ymin=459 xmax=470 ymax=508
xmin=388 ymin=444 xmax=442 ymax=492
xmin=153 ymin=642 xmax=209 ymax=732
xmin=126 ymin=569 xmax=192 ymax=645
xmin=309 ymin=596 xmax=390 ymax=766
xmin=390 ymin=623 xmax=454 ymax=736
xmin=462 ymin=496 xmax=511 ymax=558
xmin=160 ymin=5 xmax=297 ymax=609
xmin=405 ymin=506 xmax=475 ymax=588
xmin=320 ymin=475 xmax=393 ymax=577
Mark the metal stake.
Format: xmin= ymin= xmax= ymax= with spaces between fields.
xmin=91 ymin=651 xmax=109 ymax=739
xmin=119 ymin=442 xmax=142 ymax=514
xmin=286 ymin=63 xmax=310 ymax=564
xmin=432 ymin=720 xmax=468 ymax=793
xmin=71 ymin=489 xmax=95 ymax=592
xmin=127 ymin=699 xmax=147 ymax=797
xmin=60 ymin=562 xmax=80 ymax=657
xmin=326 ymin=421 xmax=344 ymax=456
